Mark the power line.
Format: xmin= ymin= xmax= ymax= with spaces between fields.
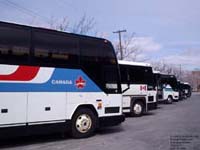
xmin=1 ymin=0 xmax=51 ymax=24
xmin=59 ymin=0 xmax=79 ymax=12
xmin=0 ymin=1 xmax=34 ymax=17
xmin=0 ymin=0 xmax=89 ymax=33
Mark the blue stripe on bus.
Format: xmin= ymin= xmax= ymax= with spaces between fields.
xmin=0 ymin=68 xmax=102 ymax=92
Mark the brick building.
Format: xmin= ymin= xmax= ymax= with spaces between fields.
xmin=192 ymin=71 xmax=200 ymax=92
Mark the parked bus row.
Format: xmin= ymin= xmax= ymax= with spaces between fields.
xmin=119 ymin=61 xmax=192 ymax=117
xmin=0 ymin=21 xmax=192 ymax=139
xmin=153 ymin=71 xmax=192 ymax=102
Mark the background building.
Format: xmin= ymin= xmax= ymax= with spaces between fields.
xmin=192 ymin=71 xmax=200 ymax=92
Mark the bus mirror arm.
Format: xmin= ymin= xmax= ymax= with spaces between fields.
xmin=122 ymin=83 xmax=130 ymax=93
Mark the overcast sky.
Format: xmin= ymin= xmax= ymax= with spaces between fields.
xmin=0 ymin=0 xmax=200 ymax=70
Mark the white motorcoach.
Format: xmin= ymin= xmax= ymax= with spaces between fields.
xmin=119 ymin=60 xmax=157 ymax=117
xmin=0 ymin=21 xmax=125 ymax=138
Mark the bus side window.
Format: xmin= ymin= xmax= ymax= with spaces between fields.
xmin=120 ymin=65 xmax=129 ymax=84
xmin=0 ymin=25 xmax=30 ymax=65
xmin=104 ymin=66 xmax=118 ymax=92
xmin=33 ymin=30 xmax=79 ymax=68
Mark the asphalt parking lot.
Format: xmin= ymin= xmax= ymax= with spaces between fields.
xmin=1 ymin=93 xmax=200 ymax=150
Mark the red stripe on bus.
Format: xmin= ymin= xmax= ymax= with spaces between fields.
xmin=0 ymin=66 xmax=40 ymax=81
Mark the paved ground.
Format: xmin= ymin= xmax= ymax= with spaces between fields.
xmin=1 ymin=93 xmax=200 ymax=150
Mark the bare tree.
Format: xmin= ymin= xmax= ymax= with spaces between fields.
xmin=49 ymin=14 xmax=96 ymax=35
xmin=152 ymin=61 xmax=175 ymax=74
xmin=56 ymin=17 xmax=70 ymax=32
xmin=152 ymin=60 xmax=196 ymax=89
xmin=114 ymin=33 xmax=146 ymax=61
xmin=151 ymin=61 xmax=190 ymax=81
xmin=72 ymin=14 xmax=96 ymax=35
xmin=49 ymin=16 xmax=70 ymax=31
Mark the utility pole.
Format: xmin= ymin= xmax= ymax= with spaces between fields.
xmin=113 ymin=29 xmax=126 ymax=60
xmin=179 ymin=64 xmax=182 ymax=80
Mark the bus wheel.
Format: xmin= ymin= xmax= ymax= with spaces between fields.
xmin=131 ymin=101 xmax=144 ymax=117
xmin=167 ymin=96 xmax=173 ymax=104
xmin=71 ymin=108 xmax=97 ymax=138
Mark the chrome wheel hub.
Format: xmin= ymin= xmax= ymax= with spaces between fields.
xmin=168 ymin=97 xmax=172 ymax=103
xmin=133 ymin=104 xmax=142 ymax=114
xmin=76 ymin=114 xmax=92 ymax=133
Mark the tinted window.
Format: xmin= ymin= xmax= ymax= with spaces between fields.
xmin=120 ymin=65 xmax=154 ymax=85
xmin=33 ymin=30 xmax=79 ymax=68
xmin=144 ymin=67 xmax=154 ymax=85
xmin=119 ymin=65 xmax=129 ymax=84
xmin=104 ymin=65 xmax=119 ymax=92
xmin=80 ymin=38 xmax=120 ymax=93
xmin=160 ymin=75 xmax=178 ymax=90
xmin=129 ymin=66 xmax=146 ymax=84
xmin=170 ymin=79 xmax=178 ymax=90
xmin=0 ymin=24 xmax=30 ymax=65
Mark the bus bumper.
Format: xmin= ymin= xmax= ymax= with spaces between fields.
xmin=147 ymin=102 xmax=157 ymax=110
xmin=99 ymin=114 xmax=125 ymax=127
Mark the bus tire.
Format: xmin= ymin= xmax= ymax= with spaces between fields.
xmin=130 ymin=101 xmax=144 ymax=117
xmin=71 ymin=108 xmax=97 ymax=138
xmin=166 ymin=96 xmax=173 ymax=104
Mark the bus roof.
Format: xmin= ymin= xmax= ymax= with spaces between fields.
xmin=0 ymin=21 xmax=111 ymax=45
xmin=153 ymin=70 xmax=160 ymax=74
xmin=118 ymin=60 xmax=151 ymax=67
xmin=153 ymin=71 xmax=176 ymax=79
xmin=183 ymin=82 xmax=190 ymax=85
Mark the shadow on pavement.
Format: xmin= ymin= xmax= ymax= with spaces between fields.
xmin=124 ymin=111 xmax=156 ymax=118
xmin=0 ymin=133 xmax=69 ymax=149
xmin=0 ymin=126 xmax=124 ymax=148
xmin=143 ymin=112 xmax=156 ymax=116
xmin=97 ymin=125 xmax=124 ymax=135
xmin=156 ymin=106 xmax=163 ymax=109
